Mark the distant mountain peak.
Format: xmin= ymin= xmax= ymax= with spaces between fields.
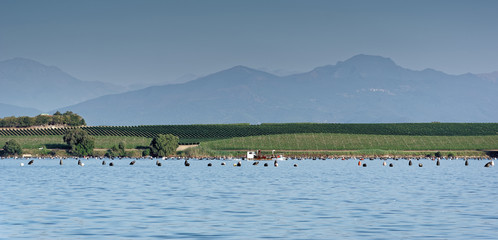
xmin=198 ymin=65 xmax=277 ymax=81
xmin=0 ymin=57 xmax=128 ymax=111
xmin=2 ymin=57 xmax=51 ymax=68
xmin=339 ymin=54 xmax=396 ymax=67
xmin=322 ymin=54 xmax=403 ymax=78
xmin=54 ymin=54 xmax=498 ymax=125
xmin=0 ymin=57 xmax=64 ymax=76
xmin=225 ymin=65 xmax=274 ymax=75
xmin=3 ymin=57 xmax=40 ymax=64
xmin=230 ymin=65 xmax=252 ymax=70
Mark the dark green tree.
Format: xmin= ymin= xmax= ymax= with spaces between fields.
xmin=3 ymin=139 xmax=22 ymax=156
xmin=18 ymin=116 xmax=34 ymax=127
xmin=34 ymin=115 xmax=51 ymax=126
xmin=51 ymin=114 xmax=64 ymax=125
xmin=149 ymin=134 xmax=179 ymax=157
xmin=142 ymin=148 xmax=151 ymax=157
xmin=1 ymin=116 xmax=17 ymax=127
xmin=63 ymin=128 xmax=94 ymax=156
xmin=62 ymin=111 xmax=86 ymax=126
xmin=105 ymin=141 xmax=126 ymax=157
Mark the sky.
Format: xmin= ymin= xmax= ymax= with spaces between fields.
xmin=1 ymin=0 xmax=498 ymax=86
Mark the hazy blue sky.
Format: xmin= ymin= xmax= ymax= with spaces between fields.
xmin=1 ymin=0 xmax=497 ymax=85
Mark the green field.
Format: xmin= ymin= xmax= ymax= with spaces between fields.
xmin=202 ymin=133 xmax=498 ymax=151
xmin=1 ymin=123 xmax=497 ymax=144
xmin=1 ymin=123 xmax=497 ymax=157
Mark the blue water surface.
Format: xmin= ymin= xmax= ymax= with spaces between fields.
xmin=1 ymin=157 xmax=497 ymax=239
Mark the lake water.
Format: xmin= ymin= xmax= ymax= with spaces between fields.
xmin=1 ymin=157 xmax=497 ymax=239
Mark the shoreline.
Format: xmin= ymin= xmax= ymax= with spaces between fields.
xmin=2 ymin=132 xmax=496 ymax=158
xmin=13 ymin=147 xmax=494 ymax=159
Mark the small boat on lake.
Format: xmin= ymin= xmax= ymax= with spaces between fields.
xmin=247 ymin=150 xmax=286 ymax=161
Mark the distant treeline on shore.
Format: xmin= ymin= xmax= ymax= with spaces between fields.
xmin=0 ymin=111 xmax=86 ymax=128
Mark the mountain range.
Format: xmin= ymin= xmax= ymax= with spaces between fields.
xmin=0 ymin=58 xmax=131 ymax=112
xmin=1 ymin=55 xmax=497 ymax=125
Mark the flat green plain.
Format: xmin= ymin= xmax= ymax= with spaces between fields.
xmin=1 ymin=123 xmax=497 ymax=157
xmin=3 ymin=133 xmax=497 ymax=151
xmin=201 ymin=133 xmax=498 ymax=151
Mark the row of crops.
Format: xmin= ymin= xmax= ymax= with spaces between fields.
xmin=0 ymin=128 xmax=69 ymax=136
xmin=202 ymin=133 xmax=498 ymax=151
xmin=0 ymin=123 xmax=496 ymax=143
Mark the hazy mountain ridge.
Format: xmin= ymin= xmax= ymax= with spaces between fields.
xmin=57 ymin=55 xmax=497 ymax=125
xmin=0 ymin=103 xmax=41 ymax=117
xmin=0 ymin=58 xmax=129 ymax=112
xmin=1 ymin=55 xmax=495 ymax=124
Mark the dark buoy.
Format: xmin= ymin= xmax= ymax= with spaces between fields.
xmin=109 ymin=162 xmax=114 ymax=166
xmin=389 ymin=163 xmax=393 ymax=167
xmin=221 ymin=162 xmax=226 ymax=166
xmin=465 ymin=159 xmax=469 ymax=166
xmin=28 ymin=160 xmax=34 ymax=165
xmin=418 ymin=163 xmax=423 ymax=167
xmin=293 ymin=164 xmax=298 ymax=167
xmin=236 ymin=161 xmax=242 ymax=167
xmin=207 ymin=163 xmax=212 ymax=167
xmin=264 ymin=163 xmax=268 ymax=167
xmin=130 ymin=160 xmax=136 ymax=165
xmin=408 ymin=160 xmax=412 ymax=166
xmin=362 ymin=163 xmax=367 ymax=167
xmin=436 ymin=159 xmax=440 ymax=166
xmin=102 ymin=160 xmax=106 ymax=165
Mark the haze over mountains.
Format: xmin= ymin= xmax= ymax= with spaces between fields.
xmin=0 ymin=58 xmax=134 ymax=112
xmin=1 ymin=55 xmax=497 ymax=125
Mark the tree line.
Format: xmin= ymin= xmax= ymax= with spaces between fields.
xmin=0 ymin=111 xmax=86 ymax=128
xmin=2 ymin=129 xmax=179 ymax=158
xmin=62 ymin=129 xmax=178 ymax=157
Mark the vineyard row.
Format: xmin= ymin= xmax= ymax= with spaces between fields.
xmin=0 ymin=123 xmax=496 ymax=143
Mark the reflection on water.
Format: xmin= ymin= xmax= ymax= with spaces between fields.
xmin=1 ymin=157 xmax=497 ymax=239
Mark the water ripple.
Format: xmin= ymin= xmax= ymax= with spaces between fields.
xmin=1 ymin=158 xmax=497 ymax=239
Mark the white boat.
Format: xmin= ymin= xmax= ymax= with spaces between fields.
xmin=247 ymin=150 xmax=286 ymax=161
